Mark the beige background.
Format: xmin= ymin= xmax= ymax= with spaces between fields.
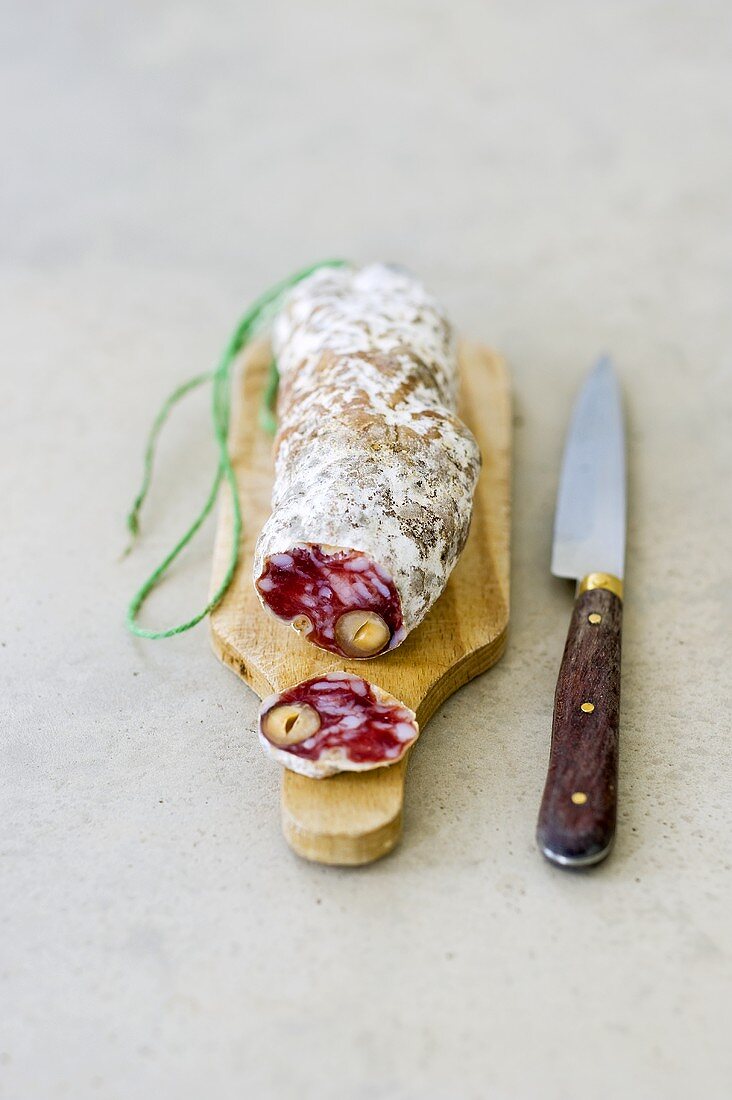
xmin=2 ymin=2 xmax=731 ymax=1098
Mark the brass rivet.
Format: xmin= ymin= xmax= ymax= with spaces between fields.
xmin=580 ymin=702 xmax=595 ymax=713
xmin=588 ymin=613 xmax=602 ymax=624
xmin=571 ymin=791 xmax=588 ymax=805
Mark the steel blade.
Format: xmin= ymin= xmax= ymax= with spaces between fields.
xmin=551 ymin=356 xmax=626 ymax=581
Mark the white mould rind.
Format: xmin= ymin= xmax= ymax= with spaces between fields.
xmin=257 ymin=732 xmax=408 ymax=779
xmin=253 ymin=263 xmax=481 ymax=645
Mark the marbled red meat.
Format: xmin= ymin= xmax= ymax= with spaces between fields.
xmin=256 ymin=544 xmax=405 ymax=658
xmin=258 ymin=671 xmax=419 ymax=778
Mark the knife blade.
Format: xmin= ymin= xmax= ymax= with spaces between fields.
xmin=536 ymin=356 xmax=626 ymax=868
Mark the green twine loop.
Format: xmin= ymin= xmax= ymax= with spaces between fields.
xmin=125 ymin=258 xmax=347 ymax=639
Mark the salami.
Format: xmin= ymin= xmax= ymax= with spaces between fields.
xmin=253 ymin=263 xmax=481 ymax=659
xmin=258 ymin=671 xmax=419 ymax=778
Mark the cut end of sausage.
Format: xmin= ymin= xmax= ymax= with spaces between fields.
xmin=258 ymin=672 xmax=419 ymax=778
xmin=255 ymin=544 xmax=404 ymax=659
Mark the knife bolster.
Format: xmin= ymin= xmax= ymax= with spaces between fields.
xmin=578 ymin=572 xmax=624 ymax=600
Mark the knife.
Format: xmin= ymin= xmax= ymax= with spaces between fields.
xmin=536 ymin=356 xmax=626 ymax=868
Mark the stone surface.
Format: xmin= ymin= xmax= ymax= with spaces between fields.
xmin=2 ymin=2 xmax=730 ymax=1098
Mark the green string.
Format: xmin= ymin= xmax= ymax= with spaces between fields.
xmin=125 ymin=258 xmax=347 ymax=639
xmin=123 ymin=371 xmax=213 ymax=553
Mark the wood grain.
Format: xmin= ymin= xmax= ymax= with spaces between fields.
xmin=536 ymin=587 xmax=622 ymax=867
xmin=210 ymin=339 xmax=511 ymax=865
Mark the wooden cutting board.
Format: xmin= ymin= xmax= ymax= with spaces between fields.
xmin=210 ymin=339 xmax=511 ymax=865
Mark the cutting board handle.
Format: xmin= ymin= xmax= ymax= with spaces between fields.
xmin=536 ymin=585 xmax=622 ymax=867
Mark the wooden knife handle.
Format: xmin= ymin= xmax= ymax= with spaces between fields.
xmin=536 ymin=583 xmax=622 ymax=867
